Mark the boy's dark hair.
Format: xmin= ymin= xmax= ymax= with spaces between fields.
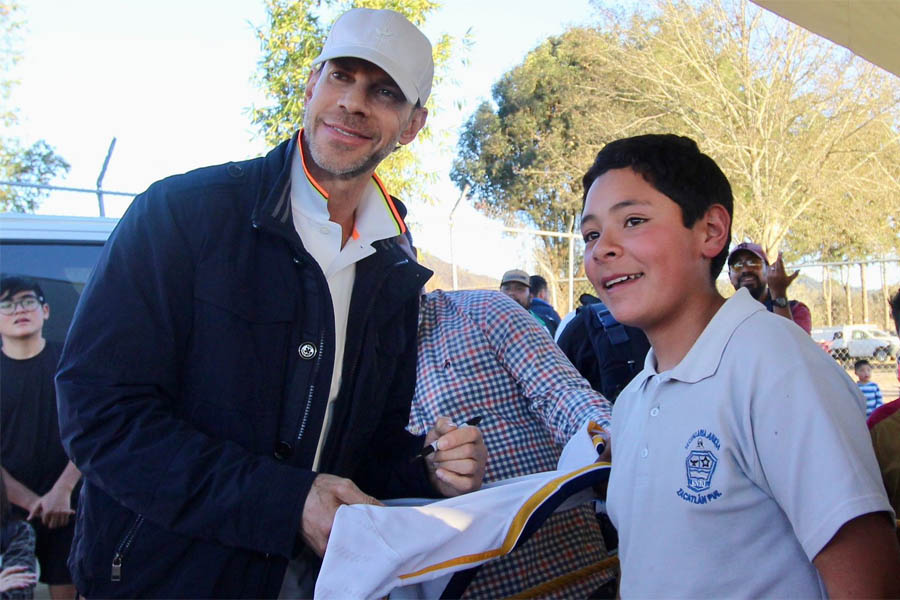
xmin=582 ymin=134 xmax=734 ymax=280
xmin=529 ymin=275 xmax=548 ymax=296
xmin=0 ymin=275 xmax=45 ymax=303
xmin=853 ymin=359 xmax=871 ymax=370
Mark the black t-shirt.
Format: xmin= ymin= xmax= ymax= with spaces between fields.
xmin=1 ymin=342 xmax=69 ymax=500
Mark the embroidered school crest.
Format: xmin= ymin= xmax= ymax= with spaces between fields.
xmin=676 ymin=429 xmax=723 ymax=505
xmin=686 ymin=450 xmax=717 ymax=492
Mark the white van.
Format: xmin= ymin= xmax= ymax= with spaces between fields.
xmin=0 ymin=213 xmax=117 ymax=345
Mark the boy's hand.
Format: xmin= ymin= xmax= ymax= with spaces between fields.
xmin=766 ymin=252 xmax=799 ymax=297
xmin=30 ymin=485 xmax=76 ymax=529
xmin=424 ymin=416 xmax=487 ymax=497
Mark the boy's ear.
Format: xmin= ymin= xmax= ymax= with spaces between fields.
xmin=697 ymin=203 xmax=731 ymax=261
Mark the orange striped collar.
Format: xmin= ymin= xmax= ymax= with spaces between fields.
xmin=296 ymin=129 xmax=407 ymax=240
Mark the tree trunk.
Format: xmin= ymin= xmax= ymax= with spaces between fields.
xmin=844 ymin=265 xmax=853 ymax=324
xmin=882 ymin=262 xmax=891 ymax=332
xmin=823 ymin=266 xmax=833 ymax=327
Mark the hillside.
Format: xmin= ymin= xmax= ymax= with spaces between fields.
xmin=418 ymin=250 xmax=499 ymax=291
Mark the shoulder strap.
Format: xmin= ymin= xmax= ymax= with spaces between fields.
xmin=591 ymin=302 xmax=630 ymax=346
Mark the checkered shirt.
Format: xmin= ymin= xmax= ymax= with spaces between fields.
xmin=409 ymin=289 xmax=615 ymax=597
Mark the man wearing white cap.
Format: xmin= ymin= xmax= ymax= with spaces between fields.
xmin=56 ymin=9 xmax=485 ymax=598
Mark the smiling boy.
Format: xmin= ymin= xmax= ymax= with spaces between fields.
xmin=580 ymin=134 xmax=900 ymax=597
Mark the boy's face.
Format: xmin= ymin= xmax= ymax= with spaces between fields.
xmin=855 ymin=364 xmax=872 ymax=382
xmin=0 ymin=290 xmax=49 ymax=341
xmin=581 ymin=167 xmax=719 ymax=333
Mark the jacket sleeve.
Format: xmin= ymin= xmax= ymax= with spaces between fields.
xmin=55 ymin=188 xmax=313 ymax=559
xmin=483 ymin=295 xmax=612 ymax=446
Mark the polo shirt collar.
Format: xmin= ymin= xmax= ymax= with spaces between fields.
xmin=292 ymin=130 xmax=407 ymax=244
xmin=637 ymin=288 xmax=764 ymax=385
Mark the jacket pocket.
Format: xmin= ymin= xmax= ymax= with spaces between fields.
xmin=187 ymin=260 xmax=292 ymax=415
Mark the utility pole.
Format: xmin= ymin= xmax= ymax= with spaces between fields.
xmin=449 ymin=184 xmax=470 ymax=290
xmin=96 ymin=137 xmax=117 ymax=217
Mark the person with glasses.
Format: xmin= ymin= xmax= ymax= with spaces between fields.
xmin=0 ymin=276 xmax=80 ymax=600
xmin=727 ymin=241 xmax=812 ymax=334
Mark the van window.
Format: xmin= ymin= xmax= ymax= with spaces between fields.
xmin=1 ymin=241 xmax=105 ymax=346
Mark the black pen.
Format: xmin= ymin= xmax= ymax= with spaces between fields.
xmin=410 ymin=416 xmax=483 ymax=462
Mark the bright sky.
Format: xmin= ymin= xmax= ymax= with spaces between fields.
xmin=11 ymin=0 xmax=602 ymax=279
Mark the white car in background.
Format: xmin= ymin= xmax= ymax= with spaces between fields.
xmin=827 ymin=324 xmax=900 ymax=364
xmin=0 ymin=212 xmax=117 ymax=346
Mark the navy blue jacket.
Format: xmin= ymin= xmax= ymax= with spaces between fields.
xmin=529 ymin=297 xmax=561 ymax=337
xmin=56 ymin=135 xmax=435 ymax=598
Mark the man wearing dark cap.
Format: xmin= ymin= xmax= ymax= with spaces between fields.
xmin=56 ymin=9 xmax=485 ymax=598
xmin=727 ymin=241 xmax=812 ymax=334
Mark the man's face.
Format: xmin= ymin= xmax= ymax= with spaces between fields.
xmin=302 ymin=58 xmax=427 ymax=181
xmin=0 ymin=290 xmax=49 ymax=341
xmin=728 ymin=250 xmax=767 ymax=300
xmin=581 ymin=168 xmax=718 ymax=333
xmin=500 ymin=282 xmax=531 ymax=309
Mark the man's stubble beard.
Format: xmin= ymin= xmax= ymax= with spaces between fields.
xmin=303 ymin=112 xmax=401 ymax=181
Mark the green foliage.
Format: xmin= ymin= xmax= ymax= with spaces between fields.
xmin=251 ymin=0 xmax=457 ymax=201
xmin=0 ymin=140 xmax=70 ymax=212
xmin=453 ymin=0 xmax=900 ymax=276
xmin=0 ymin=2 xmax=69 ymax=213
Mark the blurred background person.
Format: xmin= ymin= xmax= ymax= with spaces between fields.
xmin=0 ymin=277 xmax=79 ymax=600
xmin=727 ymin=242 xmax=811 ymax=334
xmin=528 ymin=275 xmax=561 ymax=337
xmin=1 ymin=472 xmax=38 ymax=600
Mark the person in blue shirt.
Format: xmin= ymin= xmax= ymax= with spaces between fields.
xmin=855 ymin=359 xmax=884 ymax=417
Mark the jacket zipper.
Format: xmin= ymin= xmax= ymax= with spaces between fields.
xmin=111 ymin=515 xmax=145 ymax=582
xmin=295 ymin=329 xmax=326 ymax=443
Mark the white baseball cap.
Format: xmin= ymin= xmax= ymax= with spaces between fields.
xmin=312 ymin=8 xmax=434 ymax=106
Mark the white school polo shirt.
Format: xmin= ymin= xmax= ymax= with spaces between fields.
xmin=290 ymin=134 xmax=407 ymax=469
xmin=607 ymin=288 xmax=892 ymax=599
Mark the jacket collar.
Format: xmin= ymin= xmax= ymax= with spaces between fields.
xmin=250 ymin=134 xmax=297 ymax=238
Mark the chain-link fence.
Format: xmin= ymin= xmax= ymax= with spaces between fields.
xmin=446 ymin=223 xmax=899 ymax=380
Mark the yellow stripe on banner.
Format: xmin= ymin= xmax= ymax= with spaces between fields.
xmin=505 ymin=555 xmax=620 ymax=599
xmin=398 ymin=463 xmax=609 ymax=580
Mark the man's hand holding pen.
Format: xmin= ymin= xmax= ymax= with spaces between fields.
xmin=423 ymin=416 xmax=487 ymax=497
